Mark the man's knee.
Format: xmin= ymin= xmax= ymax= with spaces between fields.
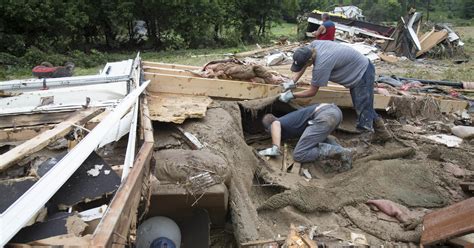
xmin=293 ymin=149 xmax=305 ymax=162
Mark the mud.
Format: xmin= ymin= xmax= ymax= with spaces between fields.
xmin=152 ymin=96 xmax=473 ymax=246
xmin=154 ymin=149 xmax=231 ymax=183
xmin=344 ymin=205 xmax=422 ymax=242
xmin=388 ymin=95 xmax=442 ymax=120
xmin=258 ymin=158 xmax=448 ymax=212
xmin=357 ymin=147 xmax=415 ymax=162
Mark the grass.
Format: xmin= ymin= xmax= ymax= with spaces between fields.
xmin=269 ymin=22 xmax=298 ymax=40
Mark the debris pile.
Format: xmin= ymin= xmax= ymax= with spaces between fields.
xmin=382 ymin=11 xmax=466 ymax=59
xmin=303 ymin=9 xmax=466 ymax=62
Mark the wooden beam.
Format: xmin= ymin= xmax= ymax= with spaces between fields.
xmin=0 ymin=111 xmax=76 ymax=129
xmin=0 ymin=125 xmax=55 ymax=145
xmin=145 ymin=72 xmax=281 ymax=100
xmin=145 ymin=72 xmax=390 ymax=109
xmin=0 ymin=108 xmax=103 ymax=172
xmin=0 ymin=116 xmax=106 ymax=144
xmin=142 ymin=61 xmax=200 ymax=70
xmin=140 ymin=95 xmax=154 ymax=143
xmin=421 ymin=197 xmax=474 ymax=246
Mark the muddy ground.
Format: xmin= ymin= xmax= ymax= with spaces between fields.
xmin=152 ymin=94 xmax=473 ymax=246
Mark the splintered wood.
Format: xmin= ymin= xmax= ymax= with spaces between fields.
xmin=147 ymin=93 xmax=212 ymax=124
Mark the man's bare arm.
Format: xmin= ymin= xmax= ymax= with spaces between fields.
xmin=312 ymin=25 xmax=326 ymax=38
xmin=292 ymin=62 xmax=313 ymax=84
xmin=293 ymin=85 xmax=319 ymax=98
xmin=271 ymin=121 xmax=282 ymax=148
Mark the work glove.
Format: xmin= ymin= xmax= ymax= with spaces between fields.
xmin=279 ymin=91 xmax=294 ymax=103
xmin=258 ymin=145 xmax=281 ymax=157
xmin=281 ymin=79 xmax=296 ymax=91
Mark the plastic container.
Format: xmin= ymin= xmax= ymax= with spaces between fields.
xmin=136 ymin=216 xmax=181 ymax=248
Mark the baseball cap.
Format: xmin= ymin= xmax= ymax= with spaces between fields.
xmin=291 ymin=47 xmax=312 ymax=72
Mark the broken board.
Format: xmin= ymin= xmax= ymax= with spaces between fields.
xmin=416 ymin=30 xmax=448 ymax=57
xmin=421 ymin=197 xmax=474 ymax=245
xmin=147 ymin=93 xmax=213 ymax=124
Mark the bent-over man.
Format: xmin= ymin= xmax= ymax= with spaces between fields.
xmin=279 ymin=40 xmax=391 ymax=141
xmin=258 ymin=103 xmax=353 ymax=171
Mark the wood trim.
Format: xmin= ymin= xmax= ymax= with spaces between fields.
xmin=0 ymin=108 xmax=103 ymax=172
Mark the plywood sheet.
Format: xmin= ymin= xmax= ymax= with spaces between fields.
xmin=416 ymin=30 xmax=448 ymax=57
xmin=147 ymin=93 xmax=212 ymax=124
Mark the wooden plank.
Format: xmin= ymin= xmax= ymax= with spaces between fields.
xmin=416 ymin=30 xmax=448 ymax=57
xmin=0 ymin=111 xmax=76 ymax=129
xmin=437 ymin=98 xmax=469 ymax=113
xmin=140 ymin=95 xmax=154 ymax=143
xmin=421 ymin=197 xmax=474 ymax=245
xmin=147 ymin=93 xmax=212 ymax=123
xmin=91 ymin=142 xmax=154 ymax=247
xmin=0 ymin=108 xmax=103 ymax=172
xmin=0 ymin=125 xmax=54 ymax=145
xmin=145 ymin=72 xmax=281 ymax=100
xmin=142 ymin=61 xmax=200 ymax=70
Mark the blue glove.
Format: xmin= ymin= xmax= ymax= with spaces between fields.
xmin=258 ymin=145 xmax=281 ymax=156
xmin=281 ymin=79 xmax=296 ymax=91
xmin=279 ymin=91 xmax=294 ymax=103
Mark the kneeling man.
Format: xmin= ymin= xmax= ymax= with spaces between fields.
xmin=259 ymin=103 xmax=353 ymax=171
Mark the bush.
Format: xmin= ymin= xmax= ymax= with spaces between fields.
xmin=0 ymin=52 xmax=21 ymax=66
xmin=160 ymin=30 xmax=189 ymax=51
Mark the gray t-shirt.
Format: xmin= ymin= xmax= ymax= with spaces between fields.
xmin=308 ymin=40 xmax=369 ymax=88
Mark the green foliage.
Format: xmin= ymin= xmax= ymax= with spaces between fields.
xmin=0 ymin=0 xmax=471 ymax=66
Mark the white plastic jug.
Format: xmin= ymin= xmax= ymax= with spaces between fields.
xmin=136 ymin=216 xmax=181 ymax=248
